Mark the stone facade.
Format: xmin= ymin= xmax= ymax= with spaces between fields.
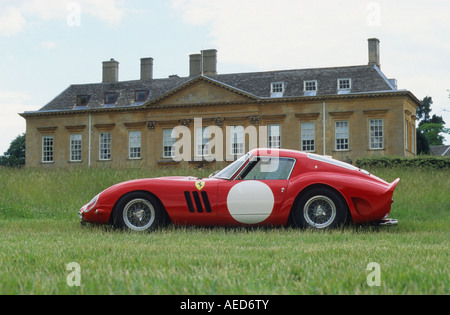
xmin=20 ymin=39 xmax=421 ymax=169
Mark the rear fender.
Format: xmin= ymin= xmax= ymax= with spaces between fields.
xmin=388 ymin=178 xmax=400 ymax=193
xmin=286 ymin=182 xmax=352 ymax=224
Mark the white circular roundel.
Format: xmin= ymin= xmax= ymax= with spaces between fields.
xmin=226 ymin=181 xmax=275 ymax=224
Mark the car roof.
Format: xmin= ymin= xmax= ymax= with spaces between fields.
xmin=248 ymin=148 xmax=308 ymax=159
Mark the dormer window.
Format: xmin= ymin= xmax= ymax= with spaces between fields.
xmin=77 ymin=95 xmax=89 ymax=106
xmin=271 ymin=82 xmax=285 ymax=98
xmin=304 ymin=80 xmax=317 ymax=96
xmin=104 ymin=92 xmax=117 ymax=104
xmin=338 ymin=79 xmax=352 ymax=94
xmin=135 ymin=90 xmax=148 ymax=102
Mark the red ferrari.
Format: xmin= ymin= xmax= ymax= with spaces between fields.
xmin=79 ymin=149 xmax=399 ymax=231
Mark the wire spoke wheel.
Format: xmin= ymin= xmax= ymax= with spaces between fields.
xmin=303 ymin=195 xmax=337 ymax=229
xmin=123 ymin=198 xmax=156 ymax=231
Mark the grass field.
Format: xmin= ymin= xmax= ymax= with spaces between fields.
xmin=0 ymin=166 xmax=448 ymax=295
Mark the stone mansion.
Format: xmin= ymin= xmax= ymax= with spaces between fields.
xmin=20 ymin=38 xmax=420 ymax=169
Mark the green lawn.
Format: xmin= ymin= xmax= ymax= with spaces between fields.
xmin=0 ymin=166 xmax=448 ymax=295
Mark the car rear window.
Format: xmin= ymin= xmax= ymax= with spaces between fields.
xmin=307 ymin=153 xmax=358 ymax=171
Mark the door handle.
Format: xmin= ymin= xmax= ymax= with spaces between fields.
xmin=281 ymin=188 xmax=285 ymax=193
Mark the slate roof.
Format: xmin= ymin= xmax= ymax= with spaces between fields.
xmin=30 ymin=64 xmax=402 ymax=114
xmin=39 ymin=76 xmax=192 ymax=112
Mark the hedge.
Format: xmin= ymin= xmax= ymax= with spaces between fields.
xmin=354 ymin=156 xmax=450 ymax=169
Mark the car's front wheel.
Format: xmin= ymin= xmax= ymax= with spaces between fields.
xmin=293 ymin=187 xmax=348 ymax=229
xmin=113 ymin=192 xmax=162 ymax=232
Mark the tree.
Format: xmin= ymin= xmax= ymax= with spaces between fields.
xmin=0 ymin=133 xmax=26 ymax=167
xmin=419 ymin=122 xmax=450 ymax=146
xmin=417 ymin=96 xmax=432 ymax=122
xmin=416 ymin=129 xmax=430 ymax=155
xmin=416 ymin=96 xmax=449 ymax=153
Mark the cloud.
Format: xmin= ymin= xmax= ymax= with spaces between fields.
xmin=170 ymin=0 xmax=373 ymax=69
xmin=170 ymin=0 xmax=450 ymax=70
xmin=0 ymin=0 xmax=125 ymax=37
xmin=40 ymin=40 xmax=57 ymax=50
xmin=0 ymin=7 xmax=27 ymax=37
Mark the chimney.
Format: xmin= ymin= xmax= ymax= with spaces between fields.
xmin=140 ymin=57 xmax=154 ymax=80
xmin=368 ymin=38 xmax=381 ymax=68
xmin=189 ymin=49 xmax=218 ymax=76
xmin=190 ymin=53 xmax=202 ymax=76
xmin=202 ymin=49 xmax=218 ymax=76
xmin=102 ymin=58 xmax=119 ymax=83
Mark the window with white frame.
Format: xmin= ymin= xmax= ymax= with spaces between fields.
xmin=301 ymin=122 xmax=315 ymax=152
xmin=196 ymin=127 xmax=210 ymax=157
xmin=42 ymin=135 xmax=54 ymax=163
xmin=304 ymin=80 xmax=317 ymax=91
xmin=411 ymin=124 xmax=415 ymax=153
xmin=271 ymin=82 xmax=285 ymax=98
xmin=99 ymin=132 xmax=111 ymax=160
xmin=369 ymin=119 xmax=384 ymax=149
xmin=129 ymin=131 xmax=141 ymax=159
xmin=338 ymin=79 xmax=352 ymax=90
xmin=163 ymin=129 xmax=176 ymax=158
xmin=271 ymin=82 xmax=284 ymax=93
xmin=70 ymin=134 xmax=82 ymax=162
xmin=268 ymin=124 xmax=281 ymax=149
xmin=335 ymin=121 xmax=349 ymax=151
xmin=304 ymin=80 xmax=318 ymax=96
xmin=230 ymin=126 xmax=245 ymax=156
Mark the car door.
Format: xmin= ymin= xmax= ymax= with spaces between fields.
xmin=163 ymin=177 xmax=220 ymax=226
xmin=217 ymin=156 xmax=295 ymax=225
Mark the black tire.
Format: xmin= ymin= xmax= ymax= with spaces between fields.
xmin=293 ymin=187 xmax=348 ymax=230
xmin=113 ymin=192 xmax=162 ymax=232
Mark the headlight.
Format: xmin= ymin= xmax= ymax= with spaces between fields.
xmin=84 ymin=194 xmax=100 ymax=213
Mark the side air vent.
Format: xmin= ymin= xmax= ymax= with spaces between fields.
xmin=201 ymin=191 xmax=212 ymax=213
xmin=192 ymin=191 xmax=204 ymax=213
xmin=184 ymin=191 xmax=195 ymax=213
xmin=184 ymin=191 xmax=212 ymax=213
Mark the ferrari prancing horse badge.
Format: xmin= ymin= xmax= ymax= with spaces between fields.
xmin=195 ymin=181 xmax=206 ymax=191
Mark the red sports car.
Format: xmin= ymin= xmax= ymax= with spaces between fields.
xmin=79 ymin=149 xmax=399 ymax=231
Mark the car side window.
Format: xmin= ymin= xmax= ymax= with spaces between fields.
xmin=240 ymin=157 xmax=295 ymax=180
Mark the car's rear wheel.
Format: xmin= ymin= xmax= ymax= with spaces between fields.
xmin=293 ymin=187 xmax=348 ymax=229
xmin=113 ymin=192 xmax=162 ymax=232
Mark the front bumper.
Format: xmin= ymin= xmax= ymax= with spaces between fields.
xmin=78 ymin=207 xmax=110 ymax=225
xmin=377 ymin=218 xmax=399 ymax=226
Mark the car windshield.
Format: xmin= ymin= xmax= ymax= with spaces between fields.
xmin=210 ymin=153 xmax=251 ymax=179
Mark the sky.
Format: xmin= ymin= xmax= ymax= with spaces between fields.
xmin=0 ymin=0 xmax=449 ymax=154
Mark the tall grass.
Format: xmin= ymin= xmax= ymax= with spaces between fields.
xmin=0 ymin=166 xmax=448 ymax=294
xmin=0 ymin=166 xmax=211 ymax=221
xmin=363 ymin=166 xmax=450 ymax=232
